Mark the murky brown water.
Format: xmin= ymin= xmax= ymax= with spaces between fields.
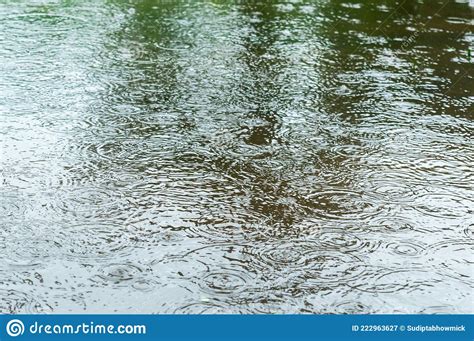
xmin=0 ymin=0 xmax=473 ymax=314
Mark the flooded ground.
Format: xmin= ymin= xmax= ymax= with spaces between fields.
xmin=0 ymin=0 xmax=473 ymax=313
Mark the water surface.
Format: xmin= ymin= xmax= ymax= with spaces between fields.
xmin=0 ymin=0 xmax=473 ymax=313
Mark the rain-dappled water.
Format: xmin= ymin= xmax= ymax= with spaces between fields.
xmin=0 ymin=0 xmax=473 ymax=314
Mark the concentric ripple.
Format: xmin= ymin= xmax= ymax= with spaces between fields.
xmin=91 ymin=262 xmax=146 ymax=285
xmin=51 ymin=187 xmax=129 ymax=219
xmin=0 ymin=289 xmax=53 ymax=313
xmin=246 ymin=241 xmax=319 ymax=272
xmin=299 ymin=252 xmax=368 ymax=285
xmin=422 ymin=240 xmax=473 ymax=284
xmin=0 ymin=223 xmax=57 ymax=268
xmin=385 ymin=240 xmax=426 ymax=257
xmin=200 ymin=269 xmax=250 ymax=295
xmin=246 ymin=240 xmax=368 ymax=285
xmin=463 ymin=222 xmax=474 ymax=239
xmin=173 ymin=302 xmax=252 ymax=314
xmin=331 ymin=301 xmax=374 ymax=314
xmin=304 ymin=190 xmax=381 ymax=221
xmin=53 ymin=223 xmax=137 ymax=262
xmin=413 ymin=193 xmax=472 ymax=219
xmin=318 ymin=231 xmax=381 ymax=254
xmin=349 ymin=269 xmax=443 ymax=294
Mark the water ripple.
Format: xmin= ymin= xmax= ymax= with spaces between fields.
xmin=0 ymin=289 xmax=53 ymax=314
xmin=53 ymin=223 xmax=137 ymax=262
xmin=303 ymin=189 xmax=382 ymax=221
xmin=413 ymin=193 xmax=472 ymax=219
xmin=173 ymin=302 xmax=252 ymax=314
xmin=349 ymin=269 xmax=444 ymax=294
xmin=200 ymin=270 xmax=251 ymax=295
xmin=385 ymin=241 xmax=425 ymax=257
xmin=91 ymin=262 xmax=146 ymax=285
xmin=318 ymin=231 xmax=381 ymax=254
xmin=423 ymin=240 xmax=473 ymax=284
xmin=246 ymin=240 xmax=368 ymax=286
xmin=1 ymin=0 xmax=472 ymax=314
